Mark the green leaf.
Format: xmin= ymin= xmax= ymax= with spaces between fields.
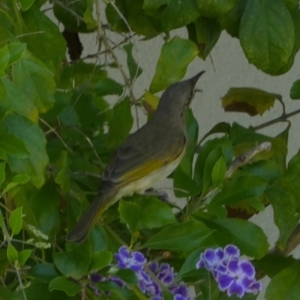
xmin=53 ymin=242 xmax=92 ymax=280
xmin=89 ymin=250 xmax=112 ymax=272
xmin=141 ymin=219 xmax=213 ymax=251
xmin=49 ymin=276 xmax=81 ymax=297
xmin=116 ymin=269 xmax=138 ymax=285
xmin=107 ymin=97 xmax=133 ymax=148
xmin=265 ymin=263 xmax=300 ymax=300
xmin=187 ymin=16 xmax=221 ymax=59
xmin=7 ymin=244 xmax=18 ymax=263
xmin=208 ymin=218 xmax=269 ymax=259
xmin=93 ymin=77 xmax=124 ymax=97
xmin=240 ymin=0 xmax=295 ymax=75
xmin=174 ymin=109 xmax=200 ymax=197
xmin=0 ymin=133 xmax=30 ymax=158
xmin=4 ymin=114 xmax=49 ymax=188
xmin=55 ymin=151 xmax=70 ymax=193
xmin=0 ymin=45 xmax=9 ymax=72
xmin=119 ymin=197 xmax=176 ymax=232
xmin=221 ymin=87 xmax=279 ymax=116
xmin=105 ymin=0 xmax=128 ymax=33
xmin=211 ymin=156 xmax=226 ymax=187
xmin=144 ymin=0 xmax=200 ymax=31
xmin=53 ymin=0 xmax=97 ymax=32
xmin=58 ymin=62 xmax=107 ymax=89
xmin=0 ymin=161 xmax=6 ymax=186
xmin=29 ymin=263 xmax=60 ymax=283
xmin=253 ymin=253 xmax=296 ymax=278
xmin=83 ymin=0 xmax=97 ymax=29
xmin=211 ymin=175 xmax=267 ymax=205
xmin=12 ymin=50 xmax=55 ymax=113
xmin=21 ymin=4 xmax=66 ymax=74
xmin=123 ymin=43 xmax=142 ymax=81
xmin=265 ymin=151 xmax=300 ymax=249
xmin=196 ymin=0 xmax=239 ymax=18
xmin=7 ymin=43 xmax=26 ymax=67
xmin=198 ymin=122 xmax=231 ymax=144
xmin=126 ymin=0 xmax=161 ymax=36
xmin=290 ymin=79 xmax=300 ymax=99
xmin=0 ymin=78 xmax=39 ymax=123
xmin=8 ymin=207 xmax=23 ymax=236
xmin=19 ymin=0 xmax=35 ymax=11
xmin=150 ymin=36 xmax=199 ymax=93
xmin=18 ymin=249 xmax=33 ymax=266
xmin=2 ymin=174 xmax=31 ymax=195
xmin=29 ymin=180 xmax=60 ymax=240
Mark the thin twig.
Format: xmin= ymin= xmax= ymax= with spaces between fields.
xmin=253 ymin=108 xmax=300 ymax=131
xmin=39 ymin=118 xmax=74 ymax=154
xmin=53 ymin=0 xmax=85 ymax=23
xmin=71 ymin=127 xmax=104 ymax=168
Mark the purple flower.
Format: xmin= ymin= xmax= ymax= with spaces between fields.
xmin=115 ymin=245 xmax=147 ymax=272
xmin=196 ymin=245 xmax=262 ymax=299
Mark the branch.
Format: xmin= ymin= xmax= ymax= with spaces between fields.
xmin=226 ymin=142 xmax=272 ymax=177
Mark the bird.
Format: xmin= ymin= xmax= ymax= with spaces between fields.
xmin=67 ymin=71 xmax=205 ymax=243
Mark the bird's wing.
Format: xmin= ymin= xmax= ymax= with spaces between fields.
xmin=104 ymin=124 xmax=186 ymax=185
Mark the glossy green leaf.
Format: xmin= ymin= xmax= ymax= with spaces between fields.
xmin=265 ymin=264 xmax=300 ymax=300
xmin=49 ymin=276 xmax=81 ymax=297
xmin=198 ymin=122 xmax=231 ymax=145
xmin=196 ymin=0 xmax=239 ymax=18
xmin=141 ymin=219 xmax=213 ymax=251
xmin=0 ymin=162 xmax=6 ymax=186
xmin=0 ymin=45 xmax=9 ymax=72
xmin=4 ymin=114 xmax=48 ymax=188
xmin=144 ymin=0 xmax=200 ymax=31
xmin=93 ymin=77 xmax=123 ymax=97
xmin=12 ymin=50 xmax=55 ymax=113
xmin=58 ymin=62 xmax=107 ymax=89
xmin=290 ymin=79 xmax=300 ymax=99
xmin=123 ymin=43 xmax=142 ymax=81
xmin=2 ymin=174 xmax=31 ymax=195
xmin=266 ymin=151 xmax=300 ymax=249
xmin=7 ymin=44 xmax=26 ymax=67
xmin=19 ymin=0 xmax=35 ymax=10
xmin=253 ymin=253 xmax=296 ymax=278
xmin=150 ymin=36 xmax=199 ymax=93
xmin=107 ymin=97 xmax=133 ymax=148
xmin=221 ymin=87 xmax=279 ymax=116
xmin=0 ymin=78 xmax=39 ymax=123
xmin=187 ymin=16 xmax=221 ymax=59
xmin=211 ymin=175 xmax=267 ymax=205
xmin=0 ymin=133 xmax=30 ymax=158
xmin=18 ymin=249 xmax=33 ymax=266
xmin=29 ymin=263 xmax=60 ymax=283
xmin=53 ymin=0 xmax=96 ymax=32
xmin=29 ymin=180 xmax=60 ymax=239
xmin=240 ymin=0 xmax=295 ymax=74
xmin=209 ymin=218 xmax=269 ymax=259
xmin=83 ymin=0 xmax=97 ymax=29
xmin=127 ymin=0 xmax=161 ymax=36
xmin=53 ymin=242 xmax=91 ymax=280
xmin=7 ymin=244 xmax=18 ymax=263
xmin=119 ymin=196 xmax=176 ymax=232
xmin=211 ymin=156 xmax=226 ymax=187
xmin=219 ymin=0 xmax=247 ymax=37
xmin=89 ymin=250 xmax=112 ymax=272
xmin=8 ymin=207 xmax=23 ymax=236
xmin=21 ymin=4 xmax=66 ymax=74
xmin=55 ymin=151 xmax=70 ymax=193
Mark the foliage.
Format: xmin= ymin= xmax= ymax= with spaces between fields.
xmin=0 ymin=0 xmax=300 ymax=299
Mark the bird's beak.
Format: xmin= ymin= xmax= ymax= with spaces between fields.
xmin=189 ymin=70 xmax=205 ymax=87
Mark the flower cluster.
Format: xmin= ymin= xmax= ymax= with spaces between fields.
xmin=114 ymin=246 xmax=193 ymax=300
xmin=196 ymin=245 xmax=262 ymax=298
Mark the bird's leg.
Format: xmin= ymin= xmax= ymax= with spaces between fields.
xmin=144 ymin=188 xmax=169 ymax=202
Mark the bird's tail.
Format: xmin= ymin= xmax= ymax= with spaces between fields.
xmin=67 ymin=189 xmax=117 ymax=243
